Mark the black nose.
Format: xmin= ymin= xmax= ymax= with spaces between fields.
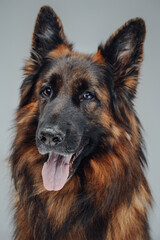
xmin=38 ymin=127 xmax=65 ymax=146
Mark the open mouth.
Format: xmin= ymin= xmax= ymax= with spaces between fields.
xmin=42 ymin=149 xmax=82 ymax=191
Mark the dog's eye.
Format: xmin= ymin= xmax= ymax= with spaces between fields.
xmin=41 ymin=87 xmax=52 ymax=98
xmin=81 ymin=92 xmax=94 ymax=101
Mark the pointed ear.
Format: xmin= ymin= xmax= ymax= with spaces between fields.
xmin=31 ymin=6 xmax=72 ymax=63
xmin=99 ymin=18 xmax=146 ymax=99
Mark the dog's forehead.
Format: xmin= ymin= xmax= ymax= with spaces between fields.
xmin=44 ymin=52 xmax=101 ymax=86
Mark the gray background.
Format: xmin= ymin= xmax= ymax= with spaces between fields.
xmin=0 ymin=0 xmax=159 ymax=239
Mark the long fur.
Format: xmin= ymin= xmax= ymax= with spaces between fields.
xmin=10 ymin=6 xmax=152 ymax=240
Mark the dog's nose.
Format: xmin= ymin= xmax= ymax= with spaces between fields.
xmin=39 ymin=127 xmax=65 ymax=146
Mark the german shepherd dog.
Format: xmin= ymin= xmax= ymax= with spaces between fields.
xmin=10 ymin=6 xmax=152 ymax=240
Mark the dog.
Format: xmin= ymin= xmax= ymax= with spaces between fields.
xmin=10 ymin=6 xmax=152 ymax=240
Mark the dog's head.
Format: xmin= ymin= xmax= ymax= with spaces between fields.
xmin=21 ymin=6 xmax=145 ymax=191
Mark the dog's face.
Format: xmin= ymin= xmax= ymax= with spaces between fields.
xmin=35 ymin=51 xmax=112 ymax=191
xmin=21 ymin=6 xmax=145 ymax=191
xmin=36 ymin=53 xmax=107 ymax=156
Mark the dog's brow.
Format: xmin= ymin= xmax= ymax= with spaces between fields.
xmin=42 ymin=73 xmax=61 ymax=83
xmin=48 ymin=73 xmax=61 ymax=83
xmin=73 ymin=78 xmax=89 ymax=91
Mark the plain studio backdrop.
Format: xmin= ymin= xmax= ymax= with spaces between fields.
xmin=0 ymin=0 xmax=159 ymax=239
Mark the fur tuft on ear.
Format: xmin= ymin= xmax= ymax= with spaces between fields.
xmin=98 ymin=18 xmax=146 ymax=100
xmin=30 ymin=6 xmax=72 ymax=67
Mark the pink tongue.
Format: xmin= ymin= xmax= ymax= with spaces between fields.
xmin=42 ymin=152 xmax=72 ymax=191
